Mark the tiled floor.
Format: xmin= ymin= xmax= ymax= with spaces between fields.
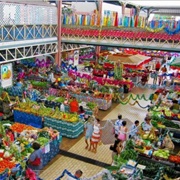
xmin=40 ymin=87 xmax=154 ymax=180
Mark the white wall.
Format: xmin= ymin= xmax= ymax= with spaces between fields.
xmin=71 ymin=2 xmax=96 ymax=13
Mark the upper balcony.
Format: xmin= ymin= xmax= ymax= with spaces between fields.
xmin=0 ymin=2 xmax=57 ymax=46
xmin=61 ymin=25 xmax=180 ymax=52
xmin=0 ymin=1 xmax=58 ymax=63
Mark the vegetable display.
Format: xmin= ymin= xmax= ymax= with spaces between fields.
xmin=151 ymin=115 xmax=180 ymax=129
xmin=86 ymin=102 xmax=97 ymax=110
xmin=169 ymin=155 xmax=180 ymax=164
xmin=36 ymin=137 xmax=49 ymax=146
xmin=137 ymin=158 xmax=180 ymax=179
xmin=0 ymin=122 xmax=60 ymax=175
xmin=153 ymin=149 xmax=170 ymax=160
xmin=14 ymin=101 xmax=79 ymax=123
xmin=11 ymin=123 xmax=35 ymax=133
xmin=0 ymin=159 xmax=16 ymax=173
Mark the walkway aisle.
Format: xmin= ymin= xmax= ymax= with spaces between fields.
xmin=40 ymin=87 xmax=154 ymax=180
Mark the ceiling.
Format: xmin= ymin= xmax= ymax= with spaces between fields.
xmin=1 ymin=0 xmax=180 ymax=16
xmin=60 ymin=0 xmax=180 ymax=16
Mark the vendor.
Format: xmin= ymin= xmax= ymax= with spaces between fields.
xmin=150 ymin=91 xmax=159 ymax=104
xmin=170 ymin=100 xmax=180 ymax=113
xmin=141 ymin=116 xmax=153 ymax=132
xmin=3 ymin=128 xmax=15 ymax=146
xmin=16 ymin=79 xmax=23 ymax=88
xmin=178 ymin=94 xmax=180 ymax=105
xmin=69 ymin=97 xmax=79 ymax=113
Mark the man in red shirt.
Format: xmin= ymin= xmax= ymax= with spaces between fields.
xmin=69 ymin=97 xmax=79 ymax=113
xmin=155 ymin=62 xmax=161 ymax=71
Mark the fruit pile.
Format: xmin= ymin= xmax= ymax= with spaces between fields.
xmin=10 ymin=123 xmax=35 ymax=133
xmin=153 ymin=149 xmax=170 ymax=160
xmin=36 ymin=137 xmax=49 ymax=146
xmin=15 ymin=101 xmax=79 ymax=123
xmin=0 ymin=159 xmax=16 ymax=173
xmin=169 ymin=155 xmax=180 ymax=164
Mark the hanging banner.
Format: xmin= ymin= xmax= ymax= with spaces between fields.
xmin=74 ymin=50 xmax=79 ymax=66
xmin=1 ymin=63 xmax=13 ymax=88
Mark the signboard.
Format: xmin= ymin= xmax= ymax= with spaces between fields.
xmin=74 ymin=50 xmax=79 ymax=66
xmin=1 ymin=63 xmax=13 ymax=88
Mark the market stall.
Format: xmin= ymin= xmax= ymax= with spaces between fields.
xmin=44 ymin=117 xmax=84 ymax=138
xmin=70 ymin=92 xmax=112 ymax=110
xmin=13 ymin=100 xmax=84 ymax=138
xmin=0 ymin=122 xmax=61 ymax=179
xmin=106 ymin=53 xmax=151 ymax=69
xmin=44 ymin=94 xmax=95 ymax=116
xmin=107 ymin=138 xmax=180 ymax=179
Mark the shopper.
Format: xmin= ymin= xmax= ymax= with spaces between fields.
xmin=69 ymin=97 xmax=79 ymax=113
xmin=28 ymin=142 xmax=43 ymax=178
xmin=89 ymin=118 xmax=101 ymax=153
xmin=129 ymin=120 xmax=140 ymax=139
xmin=114 ymin=114 xmax=123 ymax=135
xmin=110 ymin=134 xmax=123 ymax=164
xmin=118 ymin=120 xmax=128 ymax=142
xmin=155 ymin=61 xmax=161 ymax=71
xmin=84 ymin=117 xmax=94 ymax=149
xmin=55 ymin=169 xmax=83 ymax=180
xmin=152 ymin=70 xmax=158 ymax=85
xmin=161 ymin=65 xmax=167 ymax=80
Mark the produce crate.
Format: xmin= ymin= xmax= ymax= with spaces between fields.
xmin=152 ymin=155 xmax=169 ymax=161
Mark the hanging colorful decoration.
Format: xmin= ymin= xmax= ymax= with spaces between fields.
xmin=164 ymin=26 xmax=180 ymax=35
xmin=117 ymin=93 xmax=150 ymax=105
xmin=129 ymin=100 xmax=150 ymax=109
xmin=145 ymin=26 xmax=164 ymax=33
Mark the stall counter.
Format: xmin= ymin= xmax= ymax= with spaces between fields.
xmin=70 ymin=93 xmax=112 ymax=110
xmin=14 ymin=110 xmax=43 ymax=128
xmin=44 ymin=117 xmax=84 ymax=138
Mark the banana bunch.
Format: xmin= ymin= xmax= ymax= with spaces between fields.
xmin=69 ymin=116 xmax=78 ymax=122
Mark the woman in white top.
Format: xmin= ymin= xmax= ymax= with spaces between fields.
xmin=89 ymin=119 xmax=101 ymax=153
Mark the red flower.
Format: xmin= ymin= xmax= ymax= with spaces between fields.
xmin=0 ymin=112 xmax=3 ymax=116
